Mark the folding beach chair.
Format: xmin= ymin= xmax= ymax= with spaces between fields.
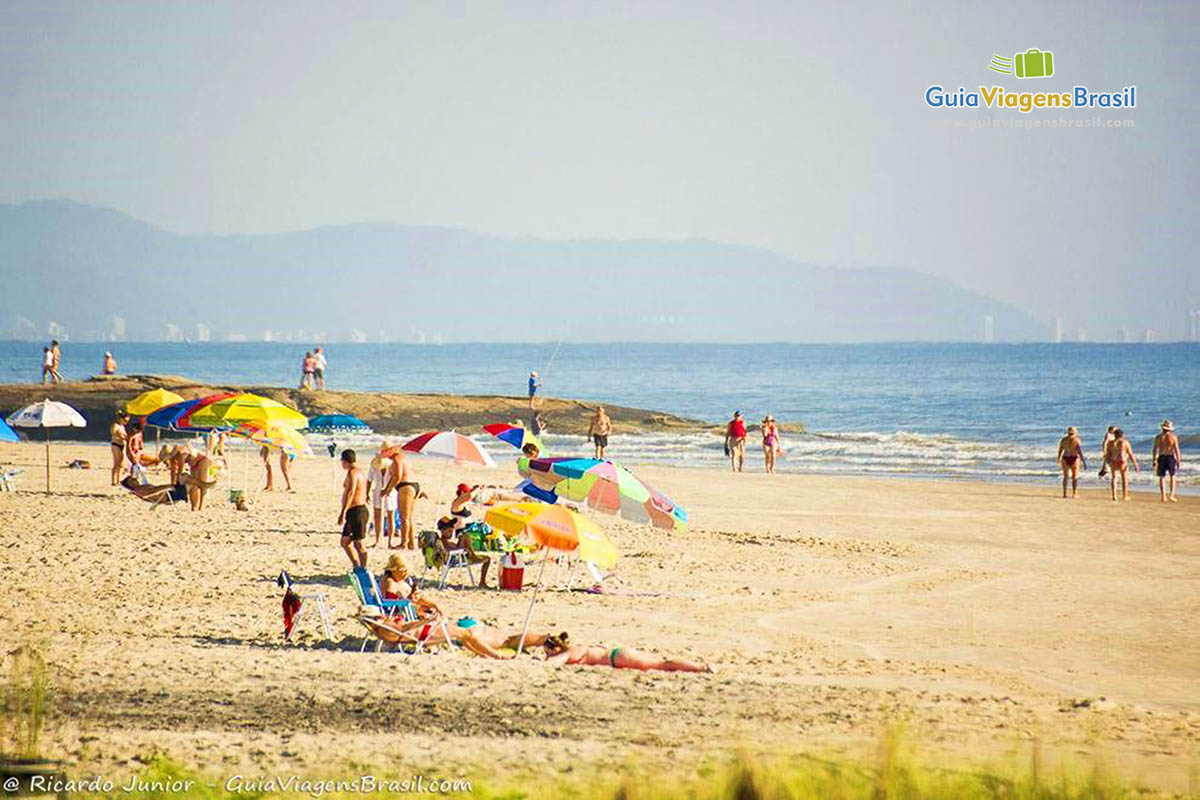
xmin=278 ymin=570 xmax=333 ymax=641
xmin=417 ymin=530 xmax=476 ymax=590
xmin=0 ymin=468 xmax=23 ymax=492
xmin=349 ymin=566 xmax=453 ymax=654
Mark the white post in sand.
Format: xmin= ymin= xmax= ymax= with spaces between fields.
xmin=44 ymin=428 xmax=51 ymax=494
xmin=516 ymin=551 xmax=554 ymax=656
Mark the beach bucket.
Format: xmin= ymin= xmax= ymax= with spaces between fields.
xmin=229 ymin=488 xmax=245 ymax=504
xmin=499 ymin=552 xmax=525 ymax=591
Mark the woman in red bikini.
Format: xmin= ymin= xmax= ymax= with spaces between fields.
xmin=1103 ymin=428 xmax=1139 ymax=502
xmin=1056 ymin=426 xmax=1086 ymax=499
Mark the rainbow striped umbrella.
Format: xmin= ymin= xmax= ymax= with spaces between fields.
xmin=390 ymin=430 xmax=496 ymax=467
xmin=231 ymin=420 xmax=312 ymax=457
xmin=518 ymin=457 xmax=688 ymax=531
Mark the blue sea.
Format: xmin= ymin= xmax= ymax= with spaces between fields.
xmin=1 ymin=341 xmax=1196 ymax=488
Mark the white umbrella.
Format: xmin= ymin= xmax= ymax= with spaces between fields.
xmin=6 ymin=399 xmax=87 ymax=493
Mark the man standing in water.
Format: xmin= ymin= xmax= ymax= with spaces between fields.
xmin=1103 ymin=428 xmax=1139 ymax=502
xmin=1056 ymin=426 xmax=1086 ymax=499
xmin=724 ymin=410 xmax=747 ymax=472
xmin=1152 ymin=420 xmax=1181 ymax=503
xmin=528 ymin=371 xmax=541 ymax=410
xmin=588 ymin=406 xmax=612 ymax=459
xmin=338 ymin=449 xmax=369 ymax=567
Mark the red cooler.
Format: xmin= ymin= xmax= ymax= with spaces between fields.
xmin=499 ymin=552 xmax=525 ymax=591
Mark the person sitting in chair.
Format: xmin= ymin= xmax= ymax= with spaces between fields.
xmin=437 ymin=516 xmax=490 ymax=589
xmin=381 ymin=554 xmax=418 ymax=601
xmin=119 ymin=475 xmax=189 ymax=508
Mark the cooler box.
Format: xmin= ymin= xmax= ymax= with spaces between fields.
xmin=499 ymin=552 xmax=525 ymax=591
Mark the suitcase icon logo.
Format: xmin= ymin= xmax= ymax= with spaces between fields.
xmin=988 ymin=49 xmax=1055 ymax=79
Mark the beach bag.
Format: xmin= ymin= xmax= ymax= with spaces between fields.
xmin=419 ymin=529 xmax=446 ymax=569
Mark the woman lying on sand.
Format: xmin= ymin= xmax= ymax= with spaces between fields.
xmin=357 ymin=608 xmax=551 ymax=657
xmin=541 ymin=633 xmax=711 ymax=673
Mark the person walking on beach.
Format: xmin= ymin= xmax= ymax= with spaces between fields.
xmin=761 ymin=415 xmax=782 ymax=474
xmin=299 ymin=351 xmax=315 ymax=390
xmin=313 ymin=347 xmax=327 ymax=390
xmin=50 ymin=340 xmax=61 ymax=383
xmin=110 ymin=410 xmax=129 ymax=486
xmin=528 ymin=371 xmax=541 ymax=410
xmin=725 ymin=410 xmax=747 ymax=472
xmin=260 ymin=445 xmax=275 ymax=491
xmin=338 ymin=449 xmax=369 ymax=568
xmin=1056 ymin=426 xmax=1086 ymax=499
xmin=1097 ymin=426 xmax=1116 ymax=478
xmin=41 ymin=347 xmax=55 ymax=384
xmin=1152 ymin=420 xmax=1181 ymax=503
xmin=1103 ymin=428 xmax=1139 ymax=502
xmin=278 ymin=450 xmax=293 ymax=491
xmin=588 ymin=406 xmax=612 ymax=459
xmin=101 ymin=351 xmax=117 ymax=375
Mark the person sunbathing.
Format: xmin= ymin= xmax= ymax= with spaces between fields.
xmin=541 ymin=633 xmax=711 ymax=672
xmin=356 ymin=607 xmax=551 ymax=657
xmin=120 ymin=475 xmax=189 ymax=508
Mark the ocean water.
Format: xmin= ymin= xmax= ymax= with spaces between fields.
xmin=1 ymin=341 xmax=1196 ymax=488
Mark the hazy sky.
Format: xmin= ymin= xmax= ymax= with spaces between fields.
xmin=1 ymin=1 xmax=1196 ymax=336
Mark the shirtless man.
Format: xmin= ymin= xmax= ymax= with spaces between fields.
xmin=338 ymin=449 xmax=369 ymax=567
xmin=1056 ymin=426 xmax=1087 ymax=499
xmin=587 ymin=406 xmax=612 ymax=459
xmin=1103 ymin=428 xmax=1139 ymax=502
xmin=382 ymin=448 xmax=421 ymax=550
xmin=1152 ymin=420 xmax=1181 ymax=503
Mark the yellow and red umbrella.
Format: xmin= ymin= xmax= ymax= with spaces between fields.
xmin=485 ymin=502 xmax=618 ymax=653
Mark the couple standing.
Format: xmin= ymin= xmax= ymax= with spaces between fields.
xmin=724 ymin=410 xmax=783 ymax=473
xmin=338 ymin=442 xmax=424 ymax=568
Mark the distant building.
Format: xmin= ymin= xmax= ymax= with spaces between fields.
xmin=1189 ymin=310 xmax=1199 ymax=342
xmin=194 ymin=323 xmax=211 ymax=342
xmin=14 ymin=316 xmax=37 ymax=340
xmin=108 ymin=315 xmax=126 ymax=342
xmin=349 ymin=328 xmax=368 ymax=343
xmin=226 ymin=332 xmax=247 ymax=342
xmin=262 ymin=330 xmax=275 ymax=342
xmin=982 ymin=315 xmax=994 ymax=343
xmin=1119 ymin=327 xmax=1133 ymax=343
xmin=164 ymin=323 xmax=184 ymax=342
xmin=1076 ymin=327 xmax=1087 ymax=343
xmin=48 ymin=321 xmax=68 ymax=340
xmin=1053 ymin=316 xmax=1064 ymax=343
xmin=1144 ymin=329 xmax=1155 ymax=343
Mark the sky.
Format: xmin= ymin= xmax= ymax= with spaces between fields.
xmin=1 ymin=0 xmax=1197 ymax=338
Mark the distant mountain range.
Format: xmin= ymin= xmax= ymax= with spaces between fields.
xmin=0 ymin=199 xmax=1048 ymax=342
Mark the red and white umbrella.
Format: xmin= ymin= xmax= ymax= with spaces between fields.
xmin=391 ymin=430 xmax=496 ymax=467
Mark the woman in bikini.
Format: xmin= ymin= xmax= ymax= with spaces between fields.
xmin=1103 ymin=428 xmax=1139 ymax=502
xmin=383 ymin=449 xmax=424 ymax=550
xmin=1055 ymin=426 xmax=1086 ymax=499
xmin=541 ymin=633 xmax=711 ymax=673
xmin=110 ymin=411 xmax=129 ymax=486
xmin=761 ymin=415 xmax=782 ymax=474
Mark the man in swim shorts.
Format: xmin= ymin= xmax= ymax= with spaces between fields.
xmin=1152 ymin=420 xmax=1181 ymax=503
xmin=338 ymin=449 xmax=369 ymax=567
xmin=587 ymin=405 xmax=612 ymax=459
xmin=1056 ymin=426 xmax=1087 ymax=499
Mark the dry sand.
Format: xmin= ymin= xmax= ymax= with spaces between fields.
xmin=1 ymin=440 xmax=1197 ymax=791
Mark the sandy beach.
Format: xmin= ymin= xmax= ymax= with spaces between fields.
xmin=1 ymin=440 xmax=1197 ymax=792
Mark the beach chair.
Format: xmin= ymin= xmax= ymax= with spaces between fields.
xmin=349 ymin=567 xmax=452 ymax=654
xmin=0 ymin=468 xmax=23 ymax=492
xmin=278 ymin=570 xmax=333 ymax=641
xmin=417 ymin=530 xmax=476 ymax=591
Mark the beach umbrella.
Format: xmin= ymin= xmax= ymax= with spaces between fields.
xmin=147 ymin=393 xmax=237 ymax=432
xmin=303 ymin=413 xmax=371 ymax=433
xmin=391 ymin=431 xmax=496 ymax=467
xmin=518 ymin=457 xmax=689 ymax=531
xmin=0 ymin=418 xmax=20 ymax=444
xmin=231 ymin=420 xmax=313 ymax=457
xmin=123 ymin=388 xmax=185 ymax=417
xmin=484 ymin=502 xmax=618 ymax=653
xmin=6 ymin=399 xmax=87 ymax=492
xmin=482 ymin=422 xmax=545 ymax=455
xmin=187 ymin=393 xmax=308 ymax=430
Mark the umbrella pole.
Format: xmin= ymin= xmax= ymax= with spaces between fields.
xmin=516 ymin=552 xmax=552 ymax=656
xmin=44 ymin=428 xmax=50 ymax=494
